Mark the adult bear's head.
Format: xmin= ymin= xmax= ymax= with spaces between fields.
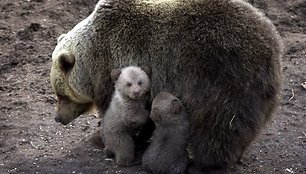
xmin=50 ymin=44 xmax=94 ymax=125
xmin=50 ymin=0 xmax=131 ymax=125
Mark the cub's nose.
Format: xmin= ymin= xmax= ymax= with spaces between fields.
xmin=133 ymin=91 xmax=140 ymax=97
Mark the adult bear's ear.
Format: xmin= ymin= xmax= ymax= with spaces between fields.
xmin=95 ymin=0 xmax=114 ymax=15
xmin=58 ymin=50 xmax=75 ymax=75
xmin=57 ymin=34 xmax=66 ymax=43
xmin=111 ymin=69 xmax=121 ymax=82
xmin=170 ymin=99 xmax=182 ymax=114
xmin=141 ymin=65 xmax=152 ymax=78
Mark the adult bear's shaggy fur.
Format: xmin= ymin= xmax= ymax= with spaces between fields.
xmin=50 ymin=0 xmax=283 ymax=171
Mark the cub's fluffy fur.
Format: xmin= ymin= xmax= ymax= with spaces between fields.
xmin=142 ymin=92 xmax=190 ymax=174
xmin=102 ymin=66 xmax=151 ymax=167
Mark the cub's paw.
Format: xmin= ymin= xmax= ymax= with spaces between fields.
xmin=116 ymin=156 xmax=134 ymax=167
xmin=104 ymin=148 xmax=114 ymax=158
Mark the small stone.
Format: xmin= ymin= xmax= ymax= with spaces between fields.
xmin=301 ymin=82 xmax=306 ymax=89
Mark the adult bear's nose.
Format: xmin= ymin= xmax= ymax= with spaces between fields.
xmin=54 ymin=116 xmax=61 ymax=123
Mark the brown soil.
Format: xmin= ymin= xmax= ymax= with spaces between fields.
xmin=0 ymin=0 xmax=305 ymax=173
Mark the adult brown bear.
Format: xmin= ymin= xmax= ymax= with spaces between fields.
xmin=50 ymin=0 xmax=283 ymax=172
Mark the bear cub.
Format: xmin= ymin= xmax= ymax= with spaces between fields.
xmin=102 ymin=66 xmax=152 ymax=167
xmin=142 ymin=92 xmax=190 ymax=174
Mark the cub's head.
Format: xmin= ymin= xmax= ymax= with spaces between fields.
xmin=150 ymin=92 xmax=185 ymax=123
xmin=50 ymin=34 xmax=94 ymax=125
xmin=111 ymin=66 xmax=151 ymax=100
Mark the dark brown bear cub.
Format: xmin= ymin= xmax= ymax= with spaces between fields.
xmin=142 ymin=92 xmax=190 ymax=174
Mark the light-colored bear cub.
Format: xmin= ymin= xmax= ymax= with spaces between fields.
xmin=102 ymin=66 xmax=151 ymax=167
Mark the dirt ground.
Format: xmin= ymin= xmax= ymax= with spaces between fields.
xmin=0 ymin=0 xmax=305 ymax=173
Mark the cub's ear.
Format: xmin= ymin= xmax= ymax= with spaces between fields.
xmin=58 ymin=51 xmax=75 ymax=75
xmin=111 ymin=69 xmax=121 ymax=82
xmin=141 ymin=65 xmax=152 ymax=78
xmin=57 ymin=34 xmax=66 ymax=43
xmin=170 ymin=99 xmax=182 ymax=114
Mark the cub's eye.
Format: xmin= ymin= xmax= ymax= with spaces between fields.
xmin=138 ymin=81 xmax=143 ymax=86
xmin=126 ymin=82 xmax=132 ymax=87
